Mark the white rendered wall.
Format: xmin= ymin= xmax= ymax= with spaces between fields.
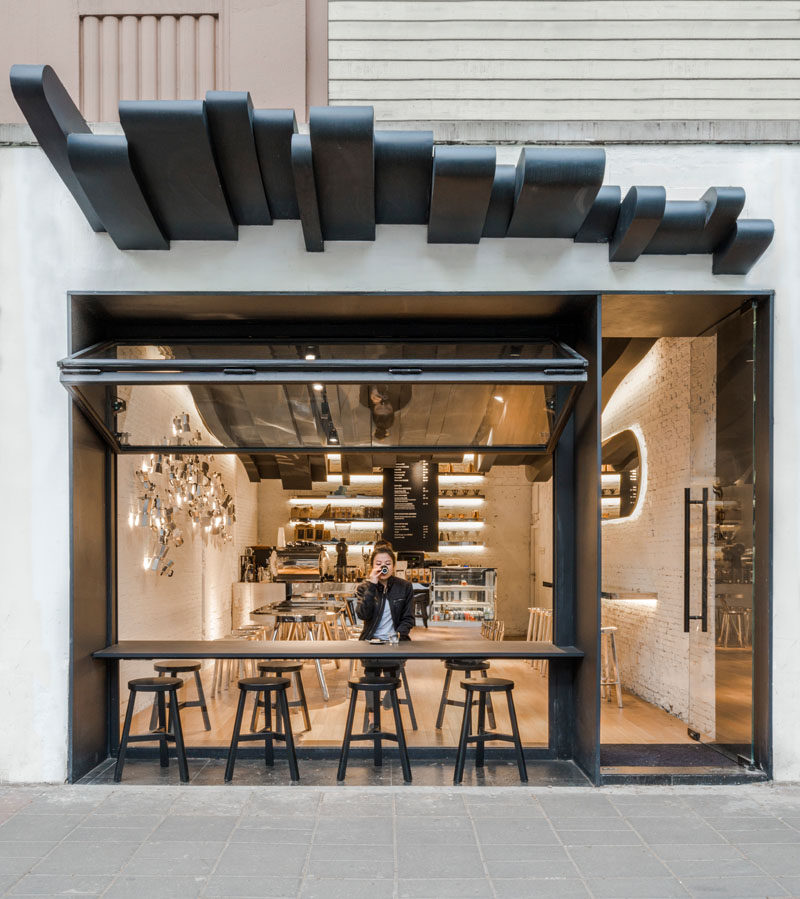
xmin=0 ymin=143 xmax=797 ymax=781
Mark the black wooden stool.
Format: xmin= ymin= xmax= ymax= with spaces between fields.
xmin=148 ymin=660 xmax=211 ymax=731
xmin=251 ymin=661 xmax=311 ymax=733
xmin=435 ymin=659 xmax=496 ymax=730
xmin=361 ymin=660 xmax=417 ymax=731
xmin=453 ymin=677 xmax=527 ymax=784
xmin=225 ymin=676 xmax=299 ymax=783
xmin=115 ymin=677 xmax=189 ymax=783
xmin=338 ymin=676 xmax=412 ymax=783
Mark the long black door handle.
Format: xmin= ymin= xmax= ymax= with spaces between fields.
xmin=684 ymin=486 xmax=709 ymax=633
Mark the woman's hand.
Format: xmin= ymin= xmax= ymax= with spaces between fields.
xmin=368 ymin=562 xmax=383 ymax=585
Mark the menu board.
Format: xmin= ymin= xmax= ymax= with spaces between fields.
xmin=383 ymin=461 xmax=439 ymax=552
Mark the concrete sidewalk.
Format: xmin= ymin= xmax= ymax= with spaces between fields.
xmin=0 ymin=781 xmax=799 ymax=897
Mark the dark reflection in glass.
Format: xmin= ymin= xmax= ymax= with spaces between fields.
xmin=74 ymin=381 xmax=556 ymax=449
xmin=711 ymin=306 xmax=755 ymax=760
xmin=80 ymin=340 xmax=567 ymax=361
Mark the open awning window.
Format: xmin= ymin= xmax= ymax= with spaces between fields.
xmin=59 ymin=339 xmax=587 ymax=455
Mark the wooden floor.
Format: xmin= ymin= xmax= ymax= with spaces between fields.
xmin=122 ymin=624 xmax=699 ymax=748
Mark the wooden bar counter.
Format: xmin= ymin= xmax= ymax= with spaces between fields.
xmin=94 ymin=640 xmax=583 ymax=661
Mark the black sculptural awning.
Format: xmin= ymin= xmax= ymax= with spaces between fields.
xmin=10 ymin=64 xmax=774 ymax=275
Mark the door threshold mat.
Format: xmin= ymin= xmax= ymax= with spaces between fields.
xmin=601 ymin=742 xmax=741 ymax=768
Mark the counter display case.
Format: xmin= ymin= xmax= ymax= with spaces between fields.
xmin=430 ymin=567 xmax=496 ymax=622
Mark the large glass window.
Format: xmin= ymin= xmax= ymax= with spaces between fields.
xmin=60 ymin=340 xmax=587 ymax=453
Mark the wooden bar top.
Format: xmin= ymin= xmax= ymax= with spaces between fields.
xmin=93 ymin=640 xmax=584 ymax=661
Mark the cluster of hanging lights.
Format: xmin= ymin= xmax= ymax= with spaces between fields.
xmin=130 ymin=413 xmax=236 ymax=576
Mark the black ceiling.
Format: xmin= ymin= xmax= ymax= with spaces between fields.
xmin=11 ymin=64 xmax=774 ymax=275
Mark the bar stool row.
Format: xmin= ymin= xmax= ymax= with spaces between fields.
xmin=115 ymin=657 xmax=528 ymax=785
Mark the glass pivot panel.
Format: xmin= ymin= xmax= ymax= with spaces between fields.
xmin=59 ymin=340 xmax=587 ymax=454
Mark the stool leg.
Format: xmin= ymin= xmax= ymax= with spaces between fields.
xmin=157 ymin=692 xmax=169 ymax=768
xmin=362 ymin=693 xmax=372 ymax=734
xmin=250 ymin=691 xmax=263 ymax=733
xmin=506 ymin=689 xmax=528 ymax=783
xmin=475 ymin=693 xmax=486 ymax=769
xmin=389 ymin=688 xmax=412 ymax=784
xmin=225 ymin=688 xmax=247 ymax=783
xmin=479 ymin=669 xmax=497 ymax=729
xmin=262 ymin=692 xmax=274 ymax=767
xmin=169 ymin=688 xmax=190 ymax=783
xmin=337 ymin=688 xmax=359 ymax=782
xmin=194 ymin=669 xmax=212 ymax=731
xmin=273 ymin=689 xmax=284 ymax=737
xmin=610 ymin=633 xmax=623 ymax=709
xmin=149 ymin=671 xmax=166 ymax=730
xmin=372 ymin=691 xmax=383 ymax=768
xmin=400 ymin=667 xmax=418 ymax=731
xmin=435 ymin=668 xmax=453 ymax=729
xmin=114 ymin=690 xmax=137 ymax=783
xmin=279 ymin=689 xmax=300 ymax=782
xmin=453 ymin=689 xmax=474 ymax=785
xmin=295 ymin=672 xmax=312 ymax=733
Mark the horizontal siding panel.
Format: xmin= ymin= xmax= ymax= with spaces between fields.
xmin=331 ymin=39 xmax=800 ymax=61
xmin=330 ymin=97 xmax=800 ymax=120
xmin=331 ymin=1 xmax=800 ymax=21
xmin=331 ymin=79 xmax=800 ymax=101
xmin=331 ymin=59 xmax=800 ymax=80
xmin=330 ymin=0 xmax=800 ymax=123
xmin=330 ymin=20 xmax=800 ymax=40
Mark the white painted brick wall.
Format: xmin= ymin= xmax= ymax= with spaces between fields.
xmin=116 ymin=381 xmax=257 ymax=713
xmin=602 ymin=338 xmax=716 ymax=732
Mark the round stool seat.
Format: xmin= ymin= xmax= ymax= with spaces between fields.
xmin=237 ymin=676 xmax=290 ymax=692
xmin=460 ymin=677 xmax=514 ymax=692
xmin=257 ymin=661 xmax=303 ymax=674
xmin=445 ymin=658 xmax=489 ymax=672
xmin=128 ymin=676 xmax=183 ymax=692
xmin=154 ymin=660 xmax=201 ymax=673
xmin=348 ymin=676 xmax=400 ymax=691
xmin=601 ymin=626 xmax=618 ymax=634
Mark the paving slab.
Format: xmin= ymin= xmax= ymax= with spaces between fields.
xmin=2 ymin=782 xmax=800 ymax=897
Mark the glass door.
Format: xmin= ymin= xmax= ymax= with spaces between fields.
xmin=686 ymin=304 xmax=756 ymax=765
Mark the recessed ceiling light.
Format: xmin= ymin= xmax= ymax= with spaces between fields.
xmin=313 ymin=383 xmax=324 ymax=391
xmin=493 ymin=395 xmax=504 ymax=403
xmin=305 ymin=353 xmax=316 ymax=360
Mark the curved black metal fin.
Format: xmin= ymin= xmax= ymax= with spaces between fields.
xmin=713 ymin=220 xmax=774 ymax=275
xmin=253 ymin=109 xmax=299 ymax=220
xmin=375 ymin=130 xmax=433 ymax=225
xmin=700 ymin=187 xmax=747 ymax=252
xmin=291 ymin=133 xmax=324 ymax=252
xmin=643 ymin=200 xmax=707 ymax=255
xmin=205 ymin=91 xmax=272 ymax=226
xmin=428 ymin=146 xmax=495 ymax=244
xmin=609 ymin=186 xmax=666 ymax=262
xmin=574 ymin=185 xmax=621 ymax=244
xmin=506 ymin=148 xmax=606 ymax=238
xmin=309 ymin=106 xmax=375 ymax=240
xmin=118 ymin=99 xmax=236 ymax=241
xmin=67 ymin=134 xmax=168 ymax=250
xmin=482 ymin=164 xmax=517 ymax=238
xmin=10 ymin=64 xmax=104 ymax=231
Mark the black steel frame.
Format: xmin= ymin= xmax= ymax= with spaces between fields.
xmin=65 ymin=289 xmax=773 ymax=786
